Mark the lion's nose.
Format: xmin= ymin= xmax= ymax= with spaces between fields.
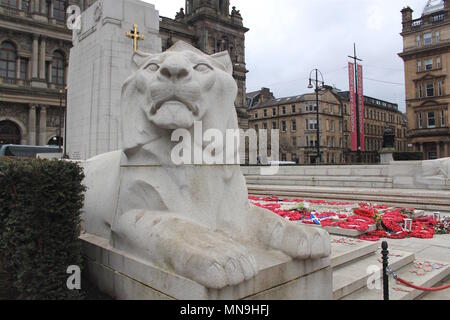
xmin=159 ymin=64 xmax=190 ymax=82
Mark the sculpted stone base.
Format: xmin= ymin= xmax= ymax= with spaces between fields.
xmin=81 ymin=233 xmax=332 ymax=300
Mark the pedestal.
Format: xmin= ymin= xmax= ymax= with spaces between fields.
xmin=80 ymin=233 xmax=332 ymax=300
xmin=380 ymin=148 xmax=395 ymax=164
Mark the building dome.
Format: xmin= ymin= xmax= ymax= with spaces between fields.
xmin=423 ymin=0 xmax=444 ymax=15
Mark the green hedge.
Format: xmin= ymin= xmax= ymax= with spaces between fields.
xmin=393 ymin=152 xmax=424 ymax=161
xmin=0 ymin=158 xmax=86 ymax=299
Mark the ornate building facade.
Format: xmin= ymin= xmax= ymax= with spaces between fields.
xmin=0 ymin=0 xmax=94 ymax=148
xmin=399 ymin=0 xmax=450 ymax=159
xmin=0 ymin=0 xmax=249 ymax=149
xmin=247 ymin=87 xmax=407 ymax=164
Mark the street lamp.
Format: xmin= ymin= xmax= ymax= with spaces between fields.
xmin=58 ymin=88 xmax=63 ymax=154
xmin=63 ymin=86 xmax=68 ymax=159
xmin=308 ymin=69 xmax=325 ymax=164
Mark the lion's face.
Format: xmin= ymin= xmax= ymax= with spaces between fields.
xmin=121 ymin=41 xmax=238 ymax=154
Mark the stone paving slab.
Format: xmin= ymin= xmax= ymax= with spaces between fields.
xmin=331 ymin=237 xmax=378 ymax=268
xmin=343 ymin=258 xmax=449 ymax=300
xmin=333 ymin=250 xmax=415 ymax=300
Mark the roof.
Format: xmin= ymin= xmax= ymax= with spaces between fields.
xmin=337 ymin=91 xmax=402 ymax=113
xmin=248 ymin=94 xmax=307 ymax=110
xmin=423 ymin=0 xmax=444 ymax=16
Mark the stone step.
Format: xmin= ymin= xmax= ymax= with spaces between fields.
xmin=330 ymin=237 xmax=379 ymax=268
xmin=242 ymin=166 xmax=387 ymax=177
xmin=342 ymin=259 xmax=450 ymax=300
xmin=248 ymin=185 xmax=450 ymax=212
xmin=333 ymin=250 xmax=415 ymax=300
xmin=246 ymin=176 xmax=393 ymax=189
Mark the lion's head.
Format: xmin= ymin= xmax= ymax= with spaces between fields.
xmin=121 ymin=41 xmax=239 ymax=154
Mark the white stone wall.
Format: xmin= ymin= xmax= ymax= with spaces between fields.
xmin=67 ymin=0 xmax=161 ymax=160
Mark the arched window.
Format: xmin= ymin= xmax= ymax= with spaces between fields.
xmin=52 ymin=51 xmax=65 ymax=86
xmin=0 ymin=41 xmax=17 ymax=84
xmin=0 ymin=120 xmax=21 ymax=145
xmin=53 ymin=0 xmax=66 ymax=21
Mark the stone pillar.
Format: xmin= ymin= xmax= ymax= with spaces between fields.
xmin=40 ymin=0 xmax=46 ymax=15
xmin=28 ymin=105 xmax=37 ymax=145
xmin=32 ymin=35 xmax=39 ymax=79
xmin=39 ymin=37 xmax=46 ymax=80
xmin=39 ymin=106 xmax=47 ymax=146
xmin=49 ymin=0 xmax=54 ymax=19
xmin=34 ymin=0 xmax=40 ymax=13
xmin=47 ymin=62 xmax=52 ymax=84
xmin=15 ymin=57 xmax=21 ymax=80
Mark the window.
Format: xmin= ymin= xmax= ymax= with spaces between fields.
xmin=330 ymin=120 xmax=335 ymax=132
xmin=263 ymin=109 xmax=267 ymax=117
xmin=418 ymin=113 xmax=422 ymax=129
xmin=254 ymin=112 xmax=258 ymax=119
xmin=428 ymin=112 xmax=436 ymax=128
xmin=437 ymin=57 xmax=441 ymax=69
xmin=19 ymin=58 xmax=28 ymax=80
xmin=22 ymin=0 xmax=29 ymax=12
xmin=425 ymin=59 xmax=433 ymax=70
xmin=306 ymin=136 xmax=309 ymax=147
xmin=292 ymin=105 xmax=296 ymax=113
xmin=436 ymin=31 xmax=440 ymax=43
xmin=281 ymin=120 xmax=287 ymax=132
xmin=282 ymin=106 xmax=286 ymax=115
xmin=281 ymin=154 xmax=287 ymax=162
xmin=0 ymin=41 xmax=17 ymax=84
xmin=263 ymin=122 xmax=267 ymax=130
xmin=426 ymin=82 xmax=434 ymax=97
xmin=1 ymin=0 xmax=18 ymax=8
xmin=438 ymin=80 xmax=443 ymax=96
xmin=308 ymin=119 xmax=318 ymax=130
xmin=272 ymin=121 xmax=277 ymax=129
xmin=54 ymin=0 xmax=66 ymax=21
xmin=291 ymin=119 xmax=297 ymax=132
xmin=416 ymin=35 xmax=421 ymax=47
xmin=424 ymin=32 xmax=432 ymax=45
xmin=417 ymin=60 xmax=422 ymax=72
xmin=442 ymin=110 xmax=445 ymax=127
xmin=418 ymin=84 xmax=423 ymax=98
xmin=272 ymin=108 xmax=276 ymax=116
xmin=52 ymin=51 xmax=65 ymax=86
xmin=254 ymin=124 xmax=258 ymax=131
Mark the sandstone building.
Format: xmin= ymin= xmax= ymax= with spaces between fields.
xmin=0 ymin=0 xmax=249 ymax=149
xmin=0 ymin=0 xmax=94 ymax=148
xmin=399 ymin=0 xmax=450 ymax=159
xmin=247 ymin=87 xmax=407 ymax=164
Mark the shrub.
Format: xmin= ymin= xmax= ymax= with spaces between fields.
xmin=393 ymin=152 xmax=424 ymax=161
xmin=0 ymin=158 xmax=86 ymax=300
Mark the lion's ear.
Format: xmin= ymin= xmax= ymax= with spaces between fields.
xmin=211 ymin=51 xmax=233 ymax=75
xmin=132 ymin=50 xmax=152 ymax=71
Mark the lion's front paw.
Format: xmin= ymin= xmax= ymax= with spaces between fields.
xmin=153 ymin=218 xmax=258 ymax=289
xmin=254 ymin=208 xmax=331 ymax=260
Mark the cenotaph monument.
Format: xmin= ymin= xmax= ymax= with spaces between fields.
xmin=66 ymin=0 xmax=161 ymax=160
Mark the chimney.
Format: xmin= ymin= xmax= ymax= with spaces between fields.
xmin=401 ymin=7 xmax=413 ymax=31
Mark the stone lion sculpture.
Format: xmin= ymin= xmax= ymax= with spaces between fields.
xmin=82 ymin=41 xmax=330 ymax=289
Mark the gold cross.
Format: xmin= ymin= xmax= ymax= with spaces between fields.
xmin=126 ymin=24 xmax=145 ymax=53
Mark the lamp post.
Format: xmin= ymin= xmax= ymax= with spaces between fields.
xmin=308 ymin=69 xmax=325 ymax=164
xmin=58 ymin=88 xmax=63 ymax=154
xmin=63 ymin=85 xmax=68 ymax=159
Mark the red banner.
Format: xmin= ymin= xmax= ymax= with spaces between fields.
xmin=348 ymin=63 xmax=357 ymax=152
xmin=357 ymin=64 xmax=365 ymax=152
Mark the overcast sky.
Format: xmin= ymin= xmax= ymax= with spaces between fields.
xmin=145 ymin=0 xmax=432 ymax=112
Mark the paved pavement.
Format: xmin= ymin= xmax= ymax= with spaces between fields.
xmin=382 ymin=234 xmax=450 ymax=300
